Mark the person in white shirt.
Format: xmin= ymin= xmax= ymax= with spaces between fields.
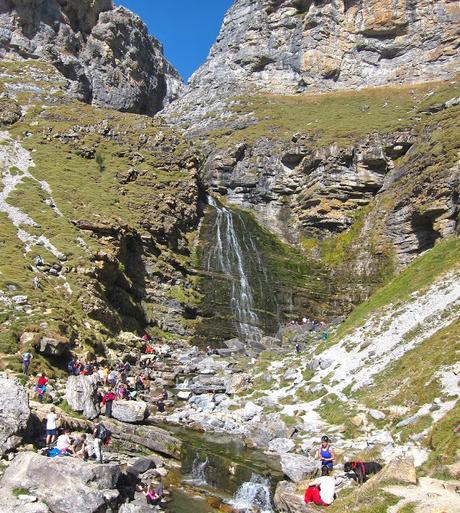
xmin=304 ymin=466 xmax=336 ymax=506
xmin=46 ymin=407 xmax=58 ymax=446
xmin=56 ymin=430 xmax=73 ymax=455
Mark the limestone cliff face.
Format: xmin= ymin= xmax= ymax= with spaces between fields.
xmin=166 ymin=0 xmax=459 ymax=131
xmin=192 ymin=0 xmax=459 ymax=95
xmin=0 ymin=0 xmax=184 ymax=114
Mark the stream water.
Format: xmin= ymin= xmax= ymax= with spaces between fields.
xmin=164 ymin=427 xmax=284 ymax=513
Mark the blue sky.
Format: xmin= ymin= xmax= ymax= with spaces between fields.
xmin=116 ymin=1 xmax=234 ymax=81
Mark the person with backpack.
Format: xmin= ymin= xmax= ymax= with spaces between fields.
xmin=93 ymin=420 xmax=110 ymax=463
xmin=21 ymin=351 xmax=33 ymax=375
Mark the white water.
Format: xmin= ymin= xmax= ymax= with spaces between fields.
xmin=186 ymin=455 xmax=209 ymax=486
xmin=207 ymin=197 xmax=263 ymax=343
xmin=229 ymin=473 xmax=273 ymax=513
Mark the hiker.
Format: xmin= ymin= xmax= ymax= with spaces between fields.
xmin=108 ymin=369 xmax=118 ymax=387
xmin=21 ymin=351 xmax=33 ymax=375
xmin=35 ymin=372 xmax=48 ymax=402
xmin=72 ymin=434 xmax=88 ymax=459
xmin=295 ymin=342 xmax=301 ymax=353
xmin=102 ymin=389 xmax=116 ymax=417
xmin=45 ymin=406 xmax=58 ymax=446
xmin=316 ymin=435 xmax=336 ymax=470
xmin=56 ymin=429 xmax=73 ymax=456
xmin=93 ymin=420 xmax=109 ymax=463
xmin=304 ymin=465 xmax=336 ymax=506
xmin=322 ymin=330 xmax=329 ymax=341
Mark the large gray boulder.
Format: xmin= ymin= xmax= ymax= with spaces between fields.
xmin=0 ymin=452 xmax=120 ymax=513
xmin=105 ymin=420 xmax=181 ymax=458
xmin=37 ymin=336 xmax=72 ymax=356
xmin=0 ymin=489 xmax=50 ymax=513
xmin=280 ymin=454 xmax=319 ymax=482
xmin=65 ymin=375 xmax=100 ymax=419
xmin=0 ymin=375 xmax=30 ymax=457
xmin=112 ymin=400 xmax=149 ymax=423
xmin=225 ymin=372 xmax=251 ymax=394
xmin=245 ymin=416 xmax=288 ymax=448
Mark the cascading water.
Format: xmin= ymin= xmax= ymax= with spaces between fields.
xmin=228 ymin=474 xmax=273 ymax=513
xmin=207 ymin=196 xmax=264 ymax=343
xmin=188 ymin=455 xmax=209 ymax=486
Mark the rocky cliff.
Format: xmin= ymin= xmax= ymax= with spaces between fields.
xmin=165 ymin=0 xmax=460 ymax=131
xmin=0 ymin=0 xmax=184 ymax=114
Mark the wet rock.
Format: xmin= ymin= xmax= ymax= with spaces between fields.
xmin=0 ymin=452 xmax=120 ymax=513
xmin=65 ymin=375 xmax=100 ymax=419
xmin=274 ymin=481 xmax=311 ymax=513
xmin=280 ymin=454 xmax=318 ymax=482
xmin=112 ymin=400 xmax=149 ymax=423
xmin=0 ymin=375 xmax=30 ymax=457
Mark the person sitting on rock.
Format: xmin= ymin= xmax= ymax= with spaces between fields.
xmin=135 ymin=373 xmax=146 ymax=391
xmin=316 ymin=435 xmax=336 ymax=470
xmin=72 ymin=434 xmax=88 ymax=460
xmin=145 ymin=481 xmax=161 ymax=506
xmin=56 ymin=429 xmax=73 ymax=456
xmin=117 ymin=383 xmax=128 ymax=400
xmin=304 ymin=465 xmax=336 ymax=506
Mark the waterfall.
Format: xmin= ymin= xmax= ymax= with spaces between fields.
xmin=186 ymin=455 xmax=209 ymax=486
xmin=228 ymin=474 xmax=273 ymax=513
xmin=207 ymin=197 xmax=264 ymax=343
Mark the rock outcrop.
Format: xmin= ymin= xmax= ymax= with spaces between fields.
xmin=66 ymin=375 xmax=100 ymax=419
xmin=0 ymin=452 xmax=120 ymax=513
xmin=0 ymin=375 xmax=30 ymax=457
xmin=166 ymin=0 xmax=460 ymax=128
xmin=0 ymin=0 xmax=183 ymax=114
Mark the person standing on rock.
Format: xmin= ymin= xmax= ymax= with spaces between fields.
xmin=45 ymin=406 xmax=58 ymax=446
xmin=93 ymin=420 xmax=109 ymax=463
xmin=21 ymin=351 xmax=33 ymax=375
xmin=102 ymin=389 xmax=115 ymax=418
xmin=316 ymin=435 xmax=336 ymax=470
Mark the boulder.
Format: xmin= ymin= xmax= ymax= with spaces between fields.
xmin=177 ymin=391 xmax=192 ymax=400
xmin=36 ymin=335 xmax=72 ymax=356
xmin=0 ymin=489 xmax=50 ymax=513
xmin=274 ymin=481 xmax=313 ymax=513
xmin=369 ymin=409 xmax=386 ymax=420
xmin=195 ymin=357 xmax=229 ymax=375
xmin=119 ymin=499 xmax=153 ymax=513
xmin=188 ymin=394 xmax=216 ymax=412
xmin=363 ymin=455 xmax=417 ymax=487
xmin=126 ymin=456 xmax=157 ymax=477
xmin=0 ymin=375 xmax=30 ymax=457
xmin=281 ymin=454 xmax=319 ymax=482
xmin=239 ymin=401 xmax=263 ymax=421
xmin=189 ymin=375 xmax=226 ymax=394
xmin=105 ymin=420 xmax=181 ymax=458
xmin=66 ymin=374 xmax=100 ymax=419
xmin=0 ymin=452 xmax=120 ymax=513
xmin=225 ymin=372 xmax=251 ymax=394
xmin=268 ymin=438 xmax=295 ymax=454
xmin=112 ymin=400 xmax=149 ymax=423
xmin=245 ymin=416 xmax=288 ymax=448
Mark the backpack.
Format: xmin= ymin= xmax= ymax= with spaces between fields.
xmin=96 ymin=424 xmax=111 ymax=442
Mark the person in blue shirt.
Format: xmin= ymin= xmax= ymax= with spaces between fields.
xmin=316 ymin=435 xmax=336 ymax=470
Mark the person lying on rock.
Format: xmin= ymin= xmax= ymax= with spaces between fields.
xmin=316 ymin=435 xmax=336 ymax=471
xmin=304 ymin=465 xmax=336 ymax=506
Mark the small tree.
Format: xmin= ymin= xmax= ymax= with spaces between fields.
xmin=95 ymin=153 xmax=106 ymax=172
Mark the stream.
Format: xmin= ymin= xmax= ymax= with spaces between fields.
xmin=164 ymin=427 xmax=284 ymax=513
